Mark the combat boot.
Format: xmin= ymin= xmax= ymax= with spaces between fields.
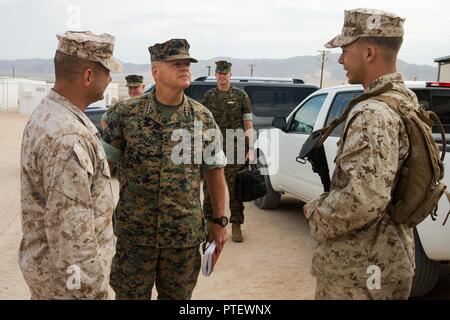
xmin=232 ymin=224 xmax=243 ymax=242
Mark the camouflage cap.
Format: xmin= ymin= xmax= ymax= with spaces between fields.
xmin=125 ymin=74 xmax=144 ymax=87
xmin=148 ymin=39 xmax=198 ymax=63
xmin=57 ymin=31 xmax=123 ymax=73
xmin=215 ymin=60 xmax=232 ymax=73
xmin=325 ymin=8 xmax=405 ymax=48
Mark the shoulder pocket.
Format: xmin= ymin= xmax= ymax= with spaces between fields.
xmin=73 ymin=142 xmax=94 ymax=175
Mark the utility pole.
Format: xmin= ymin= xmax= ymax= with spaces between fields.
xmin=12 ymin=67 xmax=15 ymax=79
xmin=248 ymin=64 xmax=256 ymax=77
xmin=317 ymin=50 xmax=329 ymax=88
xmin=206 ymin=65 xmax=211 ymax=76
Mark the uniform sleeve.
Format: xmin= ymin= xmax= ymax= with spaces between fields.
xmin=200 ymin=91 xmax=211 ymax=108
xmin=306 ymin=106 xmax=401 ymax=241
xmin=102 ymin=103 xmax=123 ymax=162
xmin=241 ymin=92 xmax=253 ymax=121
xmin=43 ymin=137 xmax=109 ymax=299
xmin=201 ymin=110 xmax=227 ymax=171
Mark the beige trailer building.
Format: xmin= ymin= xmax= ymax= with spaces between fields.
xmin=435 ymin=55 xmax=450 ymax=82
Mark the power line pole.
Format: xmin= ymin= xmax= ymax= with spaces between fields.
xmin=12 ymin=67 xmax=15 ymax=79
xmin=248 ymin=64 xmax=256 ymax=77
xmin=317 ymin=50 xmax=329 ymax=88
xmin=206 ymin=65 xmax=211 ymax=76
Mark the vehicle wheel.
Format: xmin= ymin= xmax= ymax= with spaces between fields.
xmin=409 ymin=228 xmax=442 ymax=298
xmin=254 ymin=152 xmax=281 ymax=209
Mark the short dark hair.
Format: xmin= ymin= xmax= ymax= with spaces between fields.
xmin=54 ymin=51 xmax=104 ymax=81
xmin=358 ymin=37 xmax=403 ymax=62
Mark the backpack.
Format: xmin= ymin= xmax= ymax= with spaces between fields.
xmin=305 ymin=82 xmax=450 ymax=227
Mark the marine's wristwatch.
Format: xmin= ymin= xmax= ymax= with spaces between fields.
xmin=210 ymin=216 xmax=229 ymax=227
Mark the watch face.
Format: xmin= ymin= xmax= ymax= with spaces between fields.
xmin=221 ymin=217 xmax=228 ymax=226
xmin=213 ymin=216 xmax=228 ymax=226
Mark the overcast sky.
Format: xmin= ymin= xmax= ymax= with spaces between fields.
xmin=1 ymin=0 xmax=449 ymax=66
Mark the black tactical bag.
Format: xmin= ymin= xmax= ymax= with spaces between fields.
xmin=235 ymin=163 xmax=267 ymax=202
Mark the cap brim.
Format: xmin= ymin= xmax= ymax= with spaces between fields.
xmin=102 ymin=56 xmax=123 ymax=73
xmin=325 ymin=34 xmax=359 ymax=48
xmin=164 ymin=54 xmax=198 ymax=63
xmin=126 ymin=83 xmax=142 ymax=87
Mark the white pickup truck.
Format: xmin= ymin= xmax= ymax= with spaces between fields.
xmin=254 ymin=81 xmax=450 ymax=297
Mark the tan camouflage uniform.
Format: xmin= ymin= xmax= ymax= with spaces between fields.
xmin=305 ymin=9 xmax=415 ymax=300
xmin=20 ymin=89 xmax=116 ymax=299
xmin=102 ymin=39 xmax=226 ymax=300
xmin=201 ymin=61 xmax=253 ymax=225
xmin=19 ymin=31 xmax=121 ymax=300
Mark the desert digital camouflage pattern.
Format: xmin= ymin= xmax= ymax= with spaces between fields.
xmin=57 ymin=31 xmax=123 ymax=73
xmin=325 ymin=8 xmax=405 ymax=48
xmin=304 ymin=73 xmax=416 ymax=293
xmin=148 ymin=38 xmax=198 ymax=62
xmin=201 ymin=86 xmax=252 ymax=224
xmin=315 ymin=278 xmax=413 ymax=300
xmin=19 ymin=89 xmax=116 ymax=299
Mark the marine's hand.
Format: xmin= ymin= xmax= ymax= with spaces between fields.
xmin=207 ymin=222 xmax=228 ymax=267
xmin=304 ymin=198 xmax=320 ymax=219
xmin=246 ymin=150 xmax=255 ymax=162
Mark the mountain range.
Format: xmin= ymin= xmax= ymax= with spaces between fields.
xmin=0 ymin=53 xmax=438 ymax=88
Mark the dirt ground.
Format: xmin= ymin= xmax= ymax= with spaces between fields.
xmin=0 ymin=110 xmax=448 ymax=300
xmin=0 ymin=110 xmax=316 ymax=300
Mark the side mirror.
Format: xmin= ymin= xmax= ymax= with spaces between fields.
xmin=272 ymin=117 xmax=287 ymax=130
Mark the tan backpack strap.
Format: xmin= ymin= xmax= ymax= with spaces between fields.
xmin=372 ymin=96 xmax=446 ymax=162
xmin=317 ymin=83 xmax=395 ymax=146
xmin=428 ymin=111 xmax=446 ymax=161
xmin=444 ymin=190 xmax=450 ymax=225
xmin=370 ymin=95 xmax=401 ymax=112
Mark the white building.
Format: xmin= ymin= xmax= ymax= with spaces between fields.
xmin=0 ymin=78 xmax=20 ymax=111
xmin=1 ymin=77 xmax=119 ymax=114
xmin=435 ymin=55 xmax=450 ymax=82
xmin=18 ymin=79 xmax=53 ymax=115
xmin=88 ymin=82 xmax=119 ymax=108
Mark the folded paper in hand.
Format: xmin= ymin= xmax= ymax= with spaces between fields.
xmin=201 ymin=241 xmax=216 ymax=277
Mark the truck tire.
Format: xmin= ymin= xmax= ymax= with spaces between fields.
xmin=409 ymin=228 xmax=442 ymax=298
xmin=254 ymin=153 xmax=281 ymax=209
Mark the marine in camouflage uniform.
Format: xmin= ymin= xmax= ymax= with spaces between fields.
xmin=19 ymin=31 xmax=122 ymax=299
xmin=303 ymin=9 xmax=415 ymax=300
xmin=201 ymin=60 xmax=254 ymax=242
xmin=102 ymin=39 xmax=228 ymax=300
xmin=100 ymin=74 xmax=145 ymax=131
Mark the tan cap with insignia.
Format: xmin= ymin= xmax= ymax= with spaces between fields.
xmin=325 ymin=8 xmax=405 ymax=48
xmin=57 ymin=30 xmax=123 ymax=73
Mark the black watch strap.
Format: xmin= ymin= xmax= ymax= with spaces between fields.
xmin=210 ymin=216 xmax=229 ymax=227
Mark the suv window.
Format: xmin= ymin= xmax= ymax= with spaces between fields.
xmin=324 ymin=88 xmax=450 ymax=136
xmin=289 ymin=94 xmax=327 ymax=134
xmin=325 ymin=91 xmax=362 ymax=136
xmin=414 ymin=89 xmax=450 ymax=133
xmin=184 ymin=84 xmax=216 ymax=102
xmin=245 ymin=86 xmax=317 ymax=117
xmin=431 ymin=92 xmax=450 ymax=133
